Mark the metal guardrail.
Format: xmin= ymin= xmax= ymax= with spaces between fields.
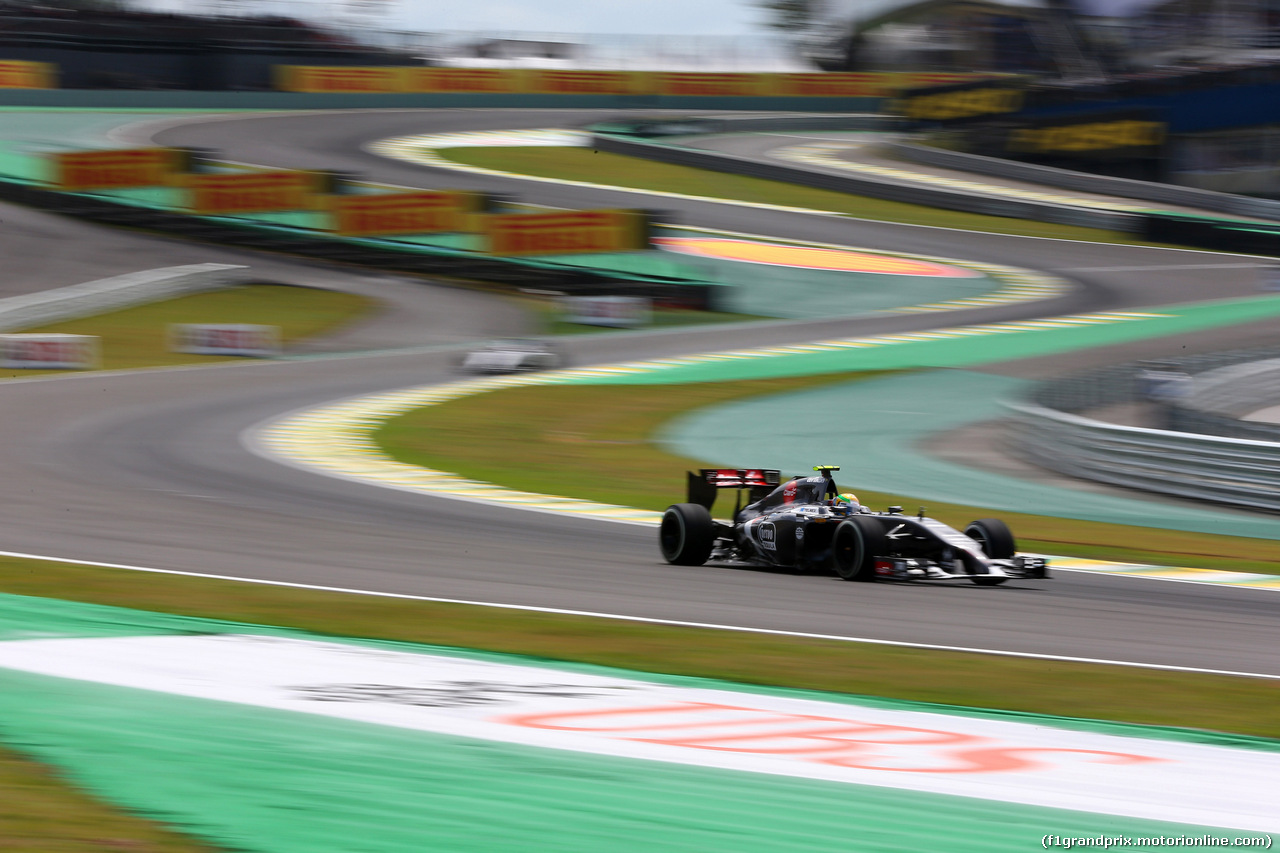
xmin=590 ymin=114 xmax=902 ymax=137
xmin=1011 ymin=351 xmax=1280 ymax=512
xmin=886 ymin=140 xmax=1280 ymax=223
xmin=591 ymin=132 xmax=1140 ymax=232
xmin=1008 ymin=401 xmax=1280 ymax=512
xmin=0 ymin=264 xmax=247 ymax=332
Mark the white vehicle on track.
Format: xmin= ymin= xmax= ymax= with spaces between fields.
xmin=459 ymin=339 xmax=563 ymax=374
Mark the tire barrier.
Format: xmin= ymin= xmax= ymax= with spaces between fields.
xmin=590 ymin=132 xmax=1140 ymax=233
xmin=1009 ymin=352 xmax=1280 ymax=512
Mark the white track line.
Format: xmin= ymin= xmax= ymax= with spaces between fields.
xmin=2 ymin=548 xmax=1275 ymax=680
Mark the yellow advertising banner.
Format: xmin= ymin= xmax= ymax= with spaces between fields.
xmin=53 ymin=148 xmax=179 ymax=191
xmin=187 ymin=171 xmax=319 ymax=215
xmin=275 ymin=65 xmax=405 ymax=93
xmin=523 ymin=70 xmax=648 ymax=95
xmin=407 ymin=68 xmax=524 ymax=94
xmin=897 ymin=72 xmax=997 ymax=91
xmin=652 ymin=72 xmax=771 ymax=97
xmin=897 ymin=83 xmax=1024 ymax=122
xmin=0 ymin=60 xmax=55 ymax=89
xmin=330 ymin=191 xmax=481 ymax=236
xmin=486 ymin=209 xmax=647 ymax=256
xmin=771 ymin=73 xmax=898 ymax=98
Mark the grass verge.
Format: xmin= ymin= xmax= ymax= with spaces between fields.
xmin=0 ymin=284 xmax=374 ymax=380
xmin=0 ymin=744 xmax=219 ymax=853
xmin=0 ymin=281 xmax=378 ymax=850
xmin=4 ymin=543 xmax=1278 ymax=849
xmin=1 ymin=553 xmax=1277 ymax=738
xmin=373 ymin=376 xmax=1280 ymax=574
xmin=438 ymin=146 xmax=1177 ymax=246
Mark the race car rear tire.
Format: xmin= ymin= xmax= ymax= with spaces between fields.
xmin=660 ymin=503 xmax=715 ymax=566
xmin=832 ymin=517 xmax=884 ymax=582
xmin=964 ymin=519 xmax=1016 ymax=559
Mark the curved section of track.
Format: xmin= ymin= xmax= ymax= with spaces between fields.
xmin=0 ymin=109 xmax=1275 ymax=677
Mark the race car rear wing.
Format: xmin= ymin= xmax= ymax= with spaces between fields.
xmin=687 ymin=468 xmax=781 ymax=511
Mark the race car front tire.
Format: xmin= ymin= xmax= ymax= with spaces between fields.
xmin=832 ymin=516 xmax=885 ymax=582
xmin=660 ymin=503 xmax=715 ymax=566
xmin=964 ymin=519 xmax=1016 ymax=559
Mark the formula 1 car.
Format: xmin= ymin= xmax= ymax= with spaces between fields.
xmin=658 ymin=466 xmax=1049 ymax=586
xmin=459 ymin=339 xmax=562 ymax=374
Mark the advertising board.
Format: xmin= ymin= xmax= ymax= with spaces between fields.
xmin=0 ymin=60 xmax=56 ymax=89
xmin=559 ymin=295 xmax=651 ymax=328
xmin=186 ymin=171 xmax=319 ymax=215
xmin=894 ymin=78 xmax=1025 ymax=123
xmin=1005 ymin=109 xmax=1166 ymax=161
xmin=652 ymin=72 xmax=771 ymax=97
xmin=406 ymin=68 xmax=524 ymax=94
xmin=329 ymin=191 xmax=482 ymax=236
xmin=772 ymin=73 xmax=896 ymax=98
xmin=0 ymin=334 xmax=98 ymax=369
xmin=485 ymin=210 xmax=649 ymax=256
xmin=52 ymin=148 xmax=179 ymax=191
xmin=274 ymin=65 xmax=405 ymax=93
xmin=524 ymin=70 xmax=647 ymax=95
xmin=169 ymin=324 xmax=281 ymax=358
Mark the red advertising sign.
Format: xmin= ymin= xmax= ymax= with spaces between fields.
xmin=486 ymin=210 xmax=648 ymax=256
xmin=0 ymin=334 xmax=98 ymax=369
xmin=169 ymin=324 xmax=280 ymax=358
xmin=653 ymin=72 xmax=770 ymax=97
xmin=53 ymin=148 xmax=178 ymax=191
xmin=187 ymin=171 xmax=317 ymax=215
xmin=330 ymin=191 xmax=479 ymax=236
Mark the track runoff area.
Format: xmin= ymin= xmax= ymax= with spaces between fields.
xmin=4 ymin=117 xmax=1280 ymax=852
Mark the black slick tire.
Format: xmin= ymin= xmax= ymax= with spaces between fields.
xmin=659 ymin=503 xmax=715 ymax=566
xmin=965 ymin=519 xmax=1015 ymax=586
xmin=964 ymin=519 xmax=1016 ymax=558
xmin=832 ymin=516 xmax=885 ymax=582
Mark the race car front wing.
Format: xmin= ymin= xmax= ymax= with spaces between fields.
xmin=874 ymin=555 xmax=1050 ymax=582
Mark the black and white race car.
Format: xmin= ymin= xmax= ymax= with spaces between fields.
xmin=659 ymin=466 xmax=1048 ymax=586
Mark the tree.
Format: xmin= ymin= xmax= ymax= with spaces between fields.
xmin=756 ymin=0 xmax=828 ymax=32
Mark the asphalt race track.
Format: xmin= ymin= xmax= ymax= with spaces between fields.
xmin=0 ymin=109 xmax=1277 ymax=677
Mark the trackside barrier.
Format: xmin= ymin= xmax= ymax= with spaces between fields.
xmin=589 ymin=114 xmax=903 ymax=137
xmin=0 ymin=178 xmax=718 ymax=308
xmin=885 ymin=140 xmax=1280 ymax=223
xmin=0 ymin=263 xmax=248 ymax=332
xmin=1007 ymin=401 xmax=1280 ymax=512
xmin=1170 ymin=359 xmax=1280 ymax=442
xmin=590 ymin=132 xmax=1140 ymax=233
xmin=1183 ymin=359 xmax=1280 ymax=416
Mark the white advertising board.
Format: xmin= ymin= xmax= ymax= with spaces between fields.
xmin=170 ymin=324 xmax=281 ymax=358
xmin=0 ymin=333 xmax=99 ymax=369
xmin=560 ymin=295 xmax=651 ymax=328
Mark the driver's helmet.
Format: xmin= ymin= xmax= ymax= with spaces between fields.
xmin=830 ymin=492 xmax=861 ymax=512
